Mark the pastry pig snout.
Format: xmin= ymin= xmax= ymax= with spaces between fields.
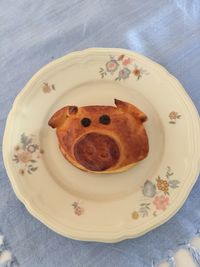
xmin=73 ymin=132 xmax=120 ymax=171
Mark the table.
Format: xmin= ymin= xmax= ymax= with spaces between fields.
xmin=0 ymin=1 xmax=200 ymax=266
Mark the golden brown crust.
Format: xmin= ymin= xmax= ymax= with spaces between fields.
xmin=48 ymin=107 xmax=68 ymax=128
xmin=48 ymin=99 xmax=149 ymax=173
xmin=114 ymin=99 xmax=147 ymax=122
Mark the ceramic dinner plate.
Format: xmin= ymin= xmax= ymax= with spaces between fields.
xmin=3 ymin=48 xmax=200 ymax=242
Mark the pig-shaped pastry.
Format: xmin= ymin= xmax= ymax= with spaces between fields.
xmin=48 ymin=99 xmax=149 ymax=173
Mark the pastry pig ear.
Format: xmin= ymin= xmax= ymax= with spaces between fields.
xmin=48 ymin=106 xmax=78 ymax=128
xmin=114 ymin=99 xmax=147 ymax=122
xmin=48 ymin=107 xmax=68 ymax=128
xmin=68 ymin=106 xmax=78 ymax=115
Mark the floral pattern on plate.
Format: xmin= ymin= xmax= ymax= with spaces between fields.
xmin=42 ymin=82 xmax=55 ymax=93
xmin=99 ymin=54 xmax=148 ymax=81
xmin=13 ymin=133 xmax=44 ymax=175
xmin=169 ymin=111 xmax=181 ymax=124
xmin=72 ymin=201 xmax=84 ymax=216
xmin=132 ymin=167 xmax=180 ymax=219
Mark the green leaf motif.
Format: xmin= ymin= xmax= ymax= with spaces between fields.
xmin=30 ymin=167 xmax=38 ymax=172
xmin=167 ymin=166 xmax=171 ymax=172
xmin=166 ymin=167 xmax=174 ymax=179
xmin=139 ymin=207 xmax=149 ymax=217
xmin=99 ymin=68 xmax=107 ymax=79
xmin=72 ymin=202 xmax=78 ymax=208
xmin=169 ymin=180 xmax=180 ymax=188
xmin=13 ymin=155 xmax=19 ymax=163
xmin=21 ymin=133 xmax=32 ymax=149
xmin=139 ymin=203 xmax=151 ymax=217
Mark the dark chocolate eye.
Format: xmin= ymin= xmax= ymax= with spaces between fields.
xmin=99 ymin=115 xmax=111 ymax=125
xmin=81 ymin=118 xmax=91 ymax=127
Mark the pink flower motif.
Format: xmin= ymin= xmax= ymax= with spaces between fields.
xmin=75 ymin=206 xmax=84 ymax=216
xmin=169 ymin=111 xmax=178 ymax=120
xmin=42 ymin=83 xmax=51 ymax=93
xmin=27 ymin=144 xmax=37 ymax=153
xmin=17 ymin=151 xmax=32 ymax=163
xmin=106 ymin=60 xmax=119 ymax=72
xmin=153 ymin=195 xmax=169 ymax=211
xmin=122 ymin=58 xmax=133 ymax=66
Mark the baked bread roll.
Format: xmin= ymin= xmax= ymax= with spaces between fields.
xmin=48 ymin=99 xmax=149 ymax=173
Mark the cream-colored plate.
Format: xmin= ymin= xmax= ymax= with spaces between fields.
xmin=3 ymin=48 xmax=200 ymax=242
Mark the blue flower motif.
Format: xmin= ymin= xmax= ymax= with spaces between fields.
xmin=118 ymin=68 xmax=131 ymax=79
xmin=142 ymin=180 xmax=156 ymax=198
